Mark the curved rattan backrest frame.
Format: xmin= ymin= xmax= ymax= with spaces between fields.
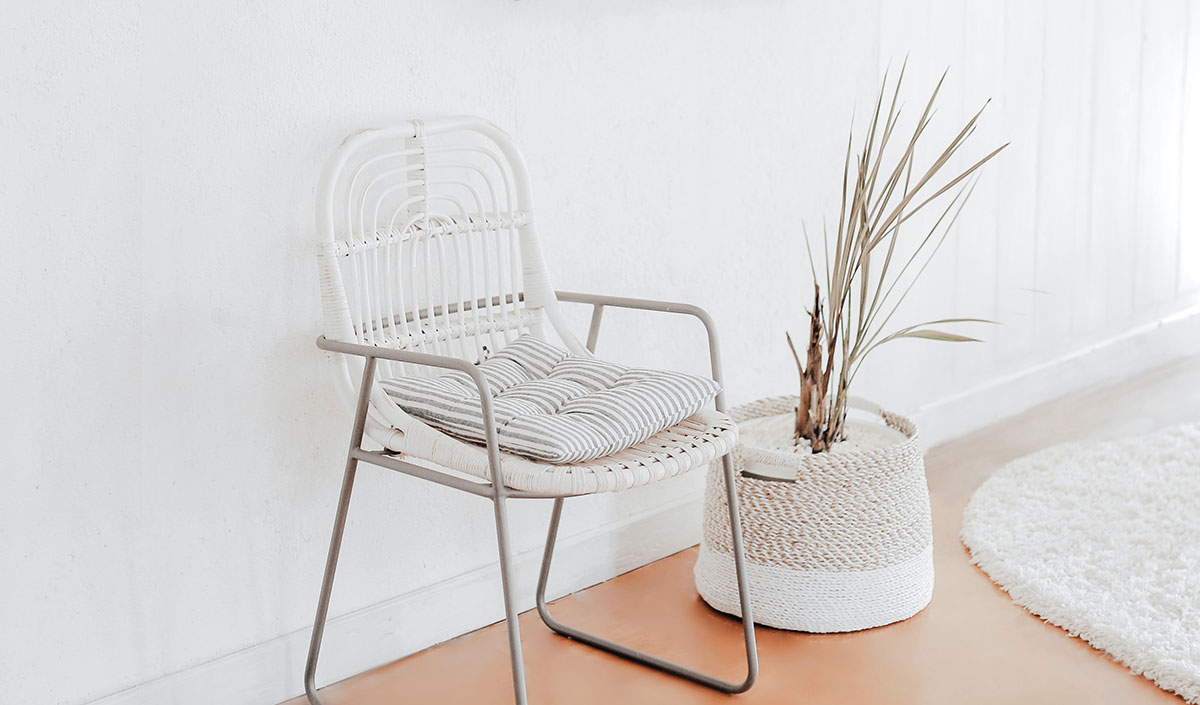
xmin=316 ymin=117 xmax=584 ymax=434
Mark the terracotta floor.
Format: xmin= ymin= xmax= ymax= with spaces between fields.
xmin=286 ymin=356 xmax=1200 ymax=705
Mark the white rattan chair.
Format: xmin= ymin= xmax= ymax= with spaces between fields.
xmin=306 ymin=116 xmax=757 ymax=704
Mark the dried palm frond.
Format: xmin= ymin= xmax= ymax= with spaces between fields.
xmin=793 ymin=64 xmax=1006 ymax=452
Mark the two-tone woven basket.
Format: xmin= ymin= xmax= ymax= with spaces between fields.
xmin=694 ymin=396 xmax=934 ymax=632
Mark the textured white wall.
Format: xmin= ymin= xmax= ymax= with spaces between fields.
xmin=1 ymin=1 xmax=1198 ymax=704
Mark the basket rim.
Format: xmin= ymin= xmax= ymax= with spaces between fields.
xmin=730 ymin=394 xmax=921 ymax=471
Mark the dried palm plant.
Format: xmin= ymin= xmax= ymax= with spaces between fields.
xmin=790 ymin=66 xmax=1007 ymax=452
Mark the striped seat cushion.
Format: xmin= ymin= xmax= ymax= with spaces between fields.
xmin=379 ymin=335 xmax=722 ymax=463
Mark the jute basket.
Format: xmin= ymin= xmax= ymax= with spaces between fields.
xmin=694 ymin=395 xmax=934 ymax=632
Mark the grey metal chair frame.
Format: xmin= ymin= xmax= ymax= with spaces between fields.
xmin=304 ymin=294 xmax=758 ymax=704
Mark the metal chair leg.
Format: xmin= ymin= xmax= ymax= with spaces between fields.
xmin=304 ymin=358 xmax=376 ymax=705
xmin=534 ymin=452 xmax=759 ymax=694
xmin=492 ymin=494 xmax=530 ymax=705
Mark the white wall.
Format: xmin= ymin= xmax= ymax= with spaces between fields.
xmin=2 ymin=1 xmax=1198 ymax=704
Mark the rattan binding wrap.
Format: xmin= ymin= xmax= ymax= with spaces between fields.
xmin=694 ymin=396 xmax=934 ymax=632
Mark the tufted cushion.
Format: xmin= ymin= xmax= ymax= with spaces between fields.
xmin=378 ymin=335 xmax=722 ymax=463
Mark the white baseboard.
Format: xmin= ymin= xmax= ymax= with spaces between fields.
xmin=89 ymin=305 xmax=1200 ymax=705
xmin=913 ymin=303 xmax=1200 ymax=449
xmin=87 ymin=489 xmax=706 ymax=705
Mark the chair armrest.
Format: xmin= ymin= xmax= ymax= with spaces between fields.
xmin=555 ymin=290 xmax=713 ymax=323
xmin=316 ymin=336 xmax=507 ymax=482
xmin=553 ymin=291 xmax=729 ymax=409
xmin=317 ymin=335 xmax=480 ymax=377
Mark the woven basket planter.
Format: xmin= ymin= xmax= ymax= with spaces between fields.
xmin=694 ymin=395 xmax=934 ymax=632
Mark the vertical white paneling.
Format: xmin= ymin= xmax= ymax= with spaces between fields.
xmin=1133 ymin=0 xmax=1187 ymax=312
xmin=863 ymin=0 xmax=969 ymax=409
xmin=994 ymin=0 xmax=1045 ymax=367
xmin=929 ymin=0 xmax=970 ymax=396
xmin=1180 ymin=2 xmax=1200 ymax=296
xmin=1082 ymin=0 xmax=1145 ymax=334
xmin=955 ymin=3 xmax=1005 ymax=384
xmin=1035 ymin=0 xmax=1096 ymax=351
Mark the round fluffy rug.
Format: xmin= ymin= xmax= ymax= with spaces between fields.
xmin=961 ymin=423 xmax=1200 ymax=703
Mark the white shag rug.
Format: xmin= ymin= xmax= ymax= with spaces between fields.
xmin=961 ymin=423 xmax=1200 ymax=703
